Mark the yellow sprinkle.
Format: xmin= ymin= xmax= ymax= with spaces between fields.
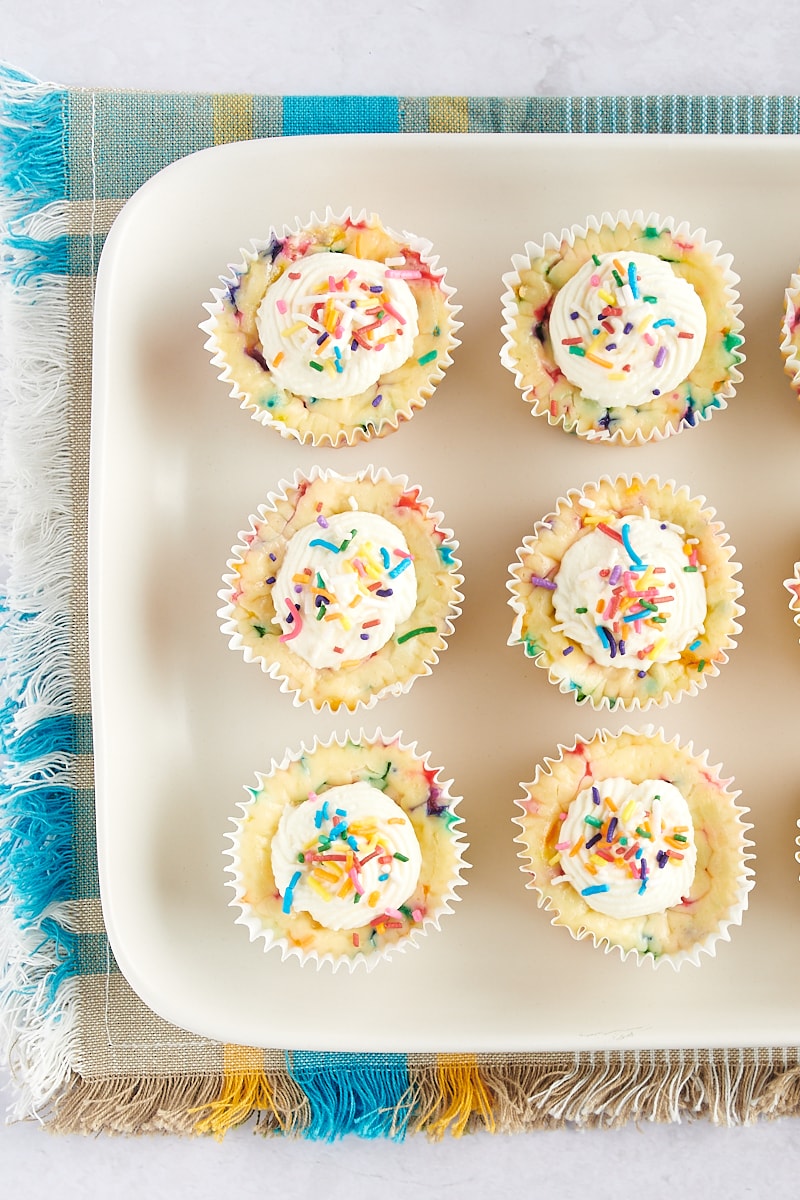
xmin=585 ymin=352 xmax=613 ymax=369
xmin=649 ymin=637 xmax=668 ymax=659
xmin=608 ymin=372 xmax=625 ymax=380
xmin=281 ymin=321 xmax=306 ymax=338
xmin=548 ymin=852 xmax=561 ymax=866
xmin=622 ymin=800 xmax=636 ymax=823
xmin=368 ymin=890 xmax=380 ymax=907
xmin=598 ymin=288 xmax=616 ymax=305
xmin=308 ymin=876 xmax=332 ymax=901
xmin=338 ymin=878 xmax=353 ymax=898
xmin=349 ymin=594 xmax=363 ymax=607
xmin=637 ymin=316 xmax=652 ymax=334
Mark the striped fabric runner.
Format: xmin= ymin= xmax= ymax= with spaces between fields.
xmin=2 ymin=60 xmax=800 ymax=1136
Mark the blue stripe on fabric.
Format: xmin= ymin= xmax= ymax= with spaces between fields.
xmin=282 ymin=95 xmax=399 ymax=136
xmin=288 ymin=1051 xmax=410 ymax=1140
xmin=0 ymin=63 xmax=67 ymax=215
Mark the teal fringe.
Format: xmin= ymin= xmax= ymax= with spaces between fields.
xmin=0 ymin=61 xmax=78 ymax=1035
xmin=288 ymin=1052 xmax=411 ymax=1140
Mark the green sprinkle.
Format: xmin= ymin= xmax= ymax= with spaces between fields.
xmin=643 ymin=295 xmax=658 ymax=303
xmin=252 ymin=624 xmax=267 ymax=638
xmin=620 ymin=837 xmax=628 ymax=846
xmin=673 ymin=834 xmax=688 ymax=843
xmin=683 ymin=566 xmax=699 ymax=572
xmin=309 ymin=360 xmax=324 ymax=372
xmin=397 ymin=625 xmax=437 ymax=644
xmin=592 ymin=253 xmax=601 ymax=266
xmin=394 ymin=852 xmax=409 ymax=862
xmin=569 ymin=345 xmax=586 ymax=357
xmin=297 ymin=853 xmax=305 ymax=863
xmin=643 ymin=225 xmax=661 ymax=239
xmin=584 ymin=815 xmax=603 ymax=828
xmin=433 ymin=324 xmax=441 ymax=336
xmin=724 ymin=331 xmax=744 ymax=353
xmin=698 ymin=659 xmax=706 ymax=671
xmin=635 ymin=827 xmax=653 ymax=839
xmin=611 ymin=269 xmax=624 ymax=288
xmin=316 ymin=572 xmax=325 ymax=588
xmin=417 ymin=349 xmax=438 ymax=366
xmin=316 ymin=605 xmax=326 ymax=621
xmin=575 ymin=606 xmax=588 ymax=614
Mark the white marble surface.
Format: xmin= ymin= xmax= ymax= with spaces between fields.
xmin=4 ymin=1 xmax=800 ymax=1194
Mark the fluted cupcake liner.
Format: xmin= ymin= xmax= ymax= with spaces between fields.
xmin=500 ymin=209 xmax=744 ymax=444
xmin=201 ymin=207 xmax=461 ymax=446
xmin=225 ymin=729 xmax=469 ymax=972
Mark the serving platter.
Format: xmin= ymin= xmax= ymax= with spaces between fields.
xmin=91 ymin=133 xmax=800 ymax=1051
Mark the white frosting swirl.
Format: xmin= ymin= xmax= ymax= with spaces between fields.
xmin=552 ymin=515 xmax=706 ymax=669
xmin=549 ymin=251 xmax=706 ymax=407
xmin=271 ymin=781 xmax=422 ymax=930
xmin=557 ymin=777 xmax=697 ymax=918
xmin=272 ymin=510 xmax=417 ymax=669
xmin=256 ymin=251 xmax=419 ymax=399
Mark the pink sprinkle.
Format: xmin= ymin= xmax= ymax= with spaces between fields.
xmin=643 ymin=332 xmax=655 ymax=346
xmin=558 ymin=812 xmax=568 ymax=822
xmin=276 ymin=299 xmax=288 ymax=314
xmin=412 ymin=908 xmax=423 ymax=922
xmin=555 ymin=841 xmax=571 ymax=851
xmin=590 ymin=274 xmax=601 ymax=287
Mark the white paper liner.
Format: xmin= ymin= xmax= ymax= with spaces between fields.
xmin=200 ymin=206 xmax=462 ymax=447
xmin=224 ymin=729 xmax=469 ymax=972
xmin=780 ymin=272 xmax=800 ymax=394
xmin=513 ymin=726 xmax=755 ymax=970
xmin=218 ymin=465 xmax=464 ymax=713
xmin=506 ymin=474 xmax=744 ymax=712
xmin=499 ymin=209 xmax=745 ymax=445
xmin=784 ymin=562 xmax=800 ymax=637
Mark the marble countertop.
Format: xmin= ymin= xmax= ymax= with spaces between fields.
xmin=3 ymin=1 xmax=800 ymax=1195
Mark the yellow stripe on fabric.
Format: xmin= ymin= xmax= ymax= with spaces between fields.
xmin=212 ymin=94 xmax=254 ymax=145
xmin=427 ymin=1054 xmax=495 ymax=1138
xmin=192 ymin=1045 xmax=279 ymax=1140
xmin=427 ymin=96 xmax=469 ymax=133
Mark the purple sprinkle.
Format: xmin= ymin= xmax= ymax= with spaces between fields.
xmin=637 ymin=669 xmax=646 ymax=678
xmin=585 ymin=832 xmax=602 ymax=850
xmin=372 ymin=394 xmax=383 ymax=407
xmin=316 ymin=331 xmax=329 ymax=346
xmin=562 ymin=646 xmax=574 ymax=656
xmin=351 ymin=338 xmax=359 ymax=350
xmin=609 ymin=564 xmax=622 ymax=586
xmin=607 ymin=816 xmax=618 ymax=842
xmin=641 ymin=857 xmax=649 ymax=879
xmin=570 ymin=310 xmax=579 ymax=320
xmin=286 ymin=613 xmax=294 ymax=625
xmin=294 ymin=584 xmax=303 ymax=594
xmin=530 ymin=574 xmax=557 ymax=591
xmin=660 ymin=523 xmax=667 ymax=529
xmin=623 ymin=321 xmax=633 ymax=334
xmin=269 ymin=553 xmax=277 ymax=562
xmin=654 ymin=346 xmax=667 ymax=369
xmin=376 ymin=588 xmax=393 ymax=597
xmin=266 ymin=576 xmax=276 ymax=585
xmin=316 ymin=514 xmax=329 ymax=528
xmin=591 ymin=786 xmax=600 ymax=806
xmin=619 ymin=639 xmax=626 ymax=655
xmin=350 ymin=299 xmax=357 ymax=308
xmin=315 ymin=596 xmax=325 ymax=607
xmin=657 ymin=850 xmax=668 ymax=869
xmin=605 ymin=342 xmax=617 ymax=350
xmin=370 ymin=285 xmax=383 ymax=293
xmin=652 ymin=388 xmax=661 ymax=396
xmin=360 ymin=633 xmax=369 ymax=640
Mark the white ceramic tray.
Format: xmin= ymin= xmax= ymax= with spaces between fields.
xmin=91 ymin=133 xmax=800 ymax=1052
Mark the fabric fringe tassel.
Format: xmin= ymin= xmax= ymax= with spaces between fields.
xmin=286 ymin=1051 xmax=412 ymax=1141
xmin=0 ymin=60 xmax=78 ymax=1122
xmin=192 ymin=1047 xmax=309 ymax=1139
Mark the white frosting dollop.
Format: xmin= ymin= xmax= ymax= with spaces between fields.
xmin=272 ymin=510 xmax=417 ymax=669
xmin=271 ymin=781 xmax=422 ymax=930
xmin=549 ymin=251 xmax=706 ymax=407
xmin=256 ymin=251 xmax=419 ymax=399
xmin=557 ymin=777 xmax=697 ymax=918
xmin=551 ymin=515 xmax=706 ymax=670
